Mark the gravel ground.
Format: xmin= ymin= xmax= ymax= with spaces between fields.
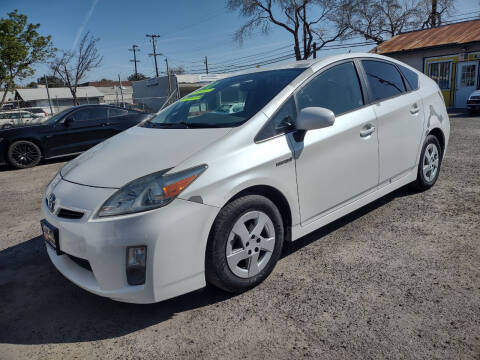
xmin=0 ymin=113 xmax=479 ymax=360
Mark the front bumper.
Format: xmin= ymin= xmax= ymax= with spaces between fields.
xmin=42 ymin=179 xmax=219 ymax=303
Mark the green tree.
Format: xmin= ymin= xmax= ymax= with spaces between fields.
xmin=26 ymin=81 xmax=37 ymax=88
xmin=37 ymin=74 xmax=64 ymax=87
xmin=0 ymin=9 xmax=55 ymax=106
xmin=128 ymin=73 xmax=148 ymax=81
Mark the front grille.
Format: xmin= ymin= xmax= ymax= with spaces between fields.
xmin=67 ymin=254 xmax=92 ymax=272
xmin=57 ymin=208 xmax=84 ymax=219
xmin=470 ymin=95 xmax=480 ymax=100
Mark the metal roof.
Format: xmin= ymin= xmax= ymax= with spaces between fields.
xmin=372 ymin=20 xmax=480 ymax=54
xmin=16 ymin=86 xmax=104 ymax=101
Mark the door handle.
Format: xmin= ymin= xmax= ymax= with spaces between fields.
xmin=360 ymin=125 xmax=375 ymax=138
xmin=410 ymin=103 xmax=420 ymax=114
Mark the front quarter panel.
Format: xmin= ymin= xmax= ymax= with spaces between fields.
xmin=176 ymin=112 xmax=301 ymax=227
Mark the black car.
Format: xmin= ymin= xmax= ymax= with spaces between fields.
xmin=0 ymin=104 xmax=152 ymax=169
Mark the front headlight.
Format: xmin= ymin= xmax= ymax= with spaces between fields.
xmin=46 ymin=171 xmax=62 ymax=195
xmin=97 ymin=164 xmax=207 ymax=217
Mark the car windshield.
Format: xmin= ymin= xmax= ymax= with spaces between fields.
xmin=42 ymin=108 xmax=72 ymax=125
xmin=142 ymin=68 xmax=305 ymax=129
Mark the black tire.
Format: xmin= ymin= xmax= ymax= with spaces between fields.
xmin=205 ymin=194 xmax=284 ymax=293
xmin=8 ymin=140 xmax=42 ymax=169
xmin=410 ymin=134 xmax=442 ymax=191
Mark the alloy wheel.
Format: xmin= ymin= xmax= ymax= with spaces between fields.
xmin=11 ymin=142 xmax=41 ymax=167
xmin=422 ymin=143 xmax=440 ymax=182
xmin=226 ymin=211 xmax=276 ymax=278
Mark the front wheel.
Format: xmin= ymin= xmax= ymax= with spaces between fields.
xmin=205 ymin=195 xmax=284 ymax=293
xmin=411 ymin=135 xmax=442 ymax=191
xmin=8 ymin=140 xmax=42 ymax=169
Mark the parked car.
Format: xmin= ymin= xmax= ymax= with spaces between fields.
xmin=41 ymin=53 xmax=449 ymax=304
xmin=20 ymin=107 xmax=51 ymax=117
xmin=0 ymin=110 xmax=42 ymax=129
xmin=0 ymin=104 xmax=152 ymax=168
xmin=467 ymin=90 xmax=480 ymax=114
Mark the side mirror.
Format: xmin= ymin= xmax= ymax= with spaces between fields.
xmin=62 ymin=117 xmax=73 ymax=127
xmin=296 ymin=107 xmax=335 ymax=131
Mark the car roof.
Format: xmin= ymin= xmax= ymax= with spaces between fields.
xmin=226 ymin=52 xmax=414 ymax=76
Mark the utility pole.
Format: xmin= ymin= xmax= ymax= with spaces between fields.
xmin=313 ymin=43 xmax=317 ymax=59
xmin=146 ymin=34 xmax=162 ymax=78
xmin=129 ymin=44 xmax=140 ymax=77
xmin=44 ymin=75 xmax=53 ymax=115
xmin=118 ymin=74 xmax=124 ymax=107
xmin=204 ymin=56 xmax=209 ymax=74
xmin=165 ymin=58 xmax=171 ymax=93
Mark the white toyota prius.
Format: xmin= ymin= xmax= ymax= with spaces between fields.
xmin=41 ymin=53 xmax=450 ymax=303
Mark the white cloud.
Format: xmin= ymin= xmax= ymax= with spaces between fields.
xmin=71 ymin=0 xmax=100 ymax=51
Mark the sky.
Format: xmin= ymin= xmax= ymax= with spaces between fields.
xmin=1 ymin=0 xmax=479 ymax=84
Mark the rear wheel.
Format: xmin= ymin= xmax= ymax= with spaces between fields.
xmin=8 ymin=140 xmax=42 ymax=169
xmin=411 ymin=135 xmax=442 ymax=191
xmin=205 ymin=195 xmax=284 ymax=293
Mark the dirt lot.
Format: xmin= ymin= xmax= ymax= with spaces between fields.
xmin=0 ymin=113 xmax=479 ymax=360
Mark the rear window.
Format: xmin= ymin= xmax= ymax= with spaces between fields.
xmin=398 ymin=65 xmax=419 ymax=90
xmin=109 ymin=108 xmax=128 ymax=117
xmin=362 ymin=60 xmax=406 ymax=101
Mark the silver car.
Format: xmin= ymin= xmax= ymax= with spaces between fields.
xmin=41 ymin=53 xmax=450 ymax=303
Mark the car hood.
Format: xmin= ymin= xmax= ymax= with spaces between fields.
xmin=61 ymin=126 xmax=232 ymax=188
xmin=470 ymin=89 xmax=480 ymax=98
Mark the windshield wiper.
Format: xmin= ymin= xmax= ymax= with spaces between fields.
xmin=145 ymin=122 xmax=190 ymax=128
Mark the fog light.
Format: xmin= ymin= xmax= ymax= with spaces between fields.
xmin=126 ymin=246 xmax=147 ymax=285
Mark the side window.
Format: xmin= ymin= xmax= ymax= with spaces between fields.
xmin=72 ymin=108 xmax=107 ymax=121
xmin=398 ymin=64 xmax=419 ymax=90
xmin=362 ymin=60 xmax=406 ymax=101
xmin=256 ymin=97 xmax=297 ymax=141
xmin=109 ymin=108 xmax=128 ymax=118
xmin=296 ymin=62 xmax=364 ymax=115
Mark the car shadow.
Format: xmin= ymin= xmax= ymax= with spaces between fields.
xmin=0 ymin=185 xmax=415 ymax=345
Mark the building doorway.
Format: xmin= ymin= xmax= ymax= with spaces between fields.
xmin=455 ymin=61 xmax=478 ymax=108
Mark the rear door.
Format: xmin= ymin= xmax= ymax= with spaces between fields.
xmin=46 ymin=107 xmax=108 ymax=156
xmin=361 ymin=59 xmax=425 ymax=184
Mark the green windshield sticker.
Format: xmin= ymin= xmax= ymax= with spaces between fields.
xmin=192 ymin=88 xmax=214 ymax=95
xmin=180 ymin=95 xmax=203 ymax=102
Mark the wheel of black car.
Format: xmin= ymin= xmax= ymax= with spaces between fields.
xmin=411 ymin=134 xmax=442 ymax=191
xmin=205 ymin=194 xmax=284 ymax=293
xmin=8 ymin=140 xmax=42 ymax=169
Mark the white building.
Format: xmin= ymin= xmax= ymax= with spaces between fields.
xmin=16 ymin=87 xmax=104 ymax=113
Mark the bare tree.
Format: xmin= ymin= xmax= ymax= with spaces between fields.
xmin=418 ymin=0 xmax=455 ymax=28
xmin=338 ymin=0 xmax=419 ymax=44
xmin=338 ymin=0 xmax=455 ymax=45
xmin=50 ymin=32 xmax=102 ymax=105
xmin=227 ymin=0 xmax=351 ymax=60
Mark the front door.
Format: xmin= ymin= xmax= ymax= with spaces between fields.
xmin=292 ymin=61 xmax=379 ymax=224
xmin=455 ymin=61 xmax=478 ymax=108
